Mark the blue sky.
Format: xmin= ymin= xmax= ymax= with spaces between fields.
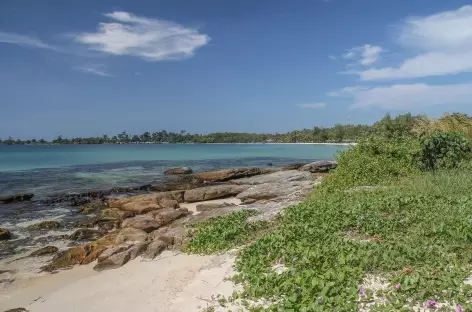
xmin=1 ymin=0 xmax=472 ymax=139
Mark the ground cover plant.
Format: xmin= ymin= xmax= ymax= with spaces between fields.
xmin=187 ymin=125 xmax=472 ymax=311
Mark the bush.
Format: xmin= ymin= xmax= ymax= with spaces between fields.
xmin=418 ymin=131 xmax=472 ymax=171
xmin=321 ymin=136 xmax=420 ymax=191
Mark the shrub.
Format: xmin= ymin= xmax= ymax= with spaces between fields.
xmin=321 ymin=136 xmax=420 ymax=191
xmin=418 ymin=131 xmax=472 ymax=171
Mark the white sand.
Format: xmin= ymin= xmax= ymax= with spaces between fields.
xmin=1 ymin=251 xmax=238 ymax=312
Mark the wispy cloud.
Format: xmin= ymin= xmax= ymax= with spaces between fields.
xmin=328 ymin=82 xmax=472 ymax=109
xmin=75 ymin=64 xmax=113 ymax=77
xmin=297 ymin=103 xmax=326 ymax=109
xmin=342 ymin=44 xmax=384 ymax=66
xmin=74 ymin=11 xmax=210 ymax=61
xmin=0 ymin=31 xmax=56 ymax=50
xmin=358 ymin=5 xmax=472 ymax=81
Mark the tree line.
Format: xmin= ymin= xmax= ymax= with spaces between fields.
xmin=1 ymin=113 xmax=465 ymax=145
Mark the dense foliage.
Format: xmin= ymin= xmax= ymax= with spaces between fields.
xmin=186 ymin=120 xmax=472 ymax=311
xmin=418 ymin=131 xmax=472 ymax=171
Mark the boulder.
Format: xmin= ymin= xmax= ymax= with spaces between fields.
xmin=120 ymin=201 xmax=161 ymax=214
xmin=0 ymin=193 xmax=34 ymax=204
xmin=143 ymin=240 xmax=168 ymax=259
xmin=42 ymin=233 xmax=117 ymax=271
xmin=115 ymin=228 xmax=148 ymax=245
xmin=70 ymin=228 xmax=106 ymax=241
xmin=164 ymin=167 xmax=193 ymax=175
xmin=30 ymin=246 xmax=59 ymax=257
xmin=299 ymin=160 xmax=337 ymax=173
xmin=159 ymin=198 xmax=180 ymax=209
xmin=93 ymin=249 xmax=131 ymax=271
xmin=184 ymin=185 xmax=249 ymax=203
xmin=122 ymin=215 xmax=162 ymax=233
xmin=0 ymin=228 xmax=12 ymax=240
xmin=27 ymin=220 xmax=61 ymax=230
xmin=107 ymin=191 xmax=185 ymax=208
xmin=101 ymin=208 xmax=135 ymax=220
xmin=97 ymin=244 xmax=133 ymax=263
xmin=196 ymin=202 xmax=237 ymax=212
xmin=281 ymin=163 xmax=307 ymax=170
xmin=152 ymin=208 xmax=189 ymax=227
xmin=237 ymin=180 xmax=315 ymax=203
xmin=190 ymin=168 xmax=267 ymax=182
xmin=150 ymin=226 xmax=187 ymax=247
xmin=231 ymin=170 xmax=312 ymax=185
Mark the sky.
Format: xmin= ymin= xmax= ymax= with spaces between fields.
xmin=1 ymin=0 xmax=472 ymax=139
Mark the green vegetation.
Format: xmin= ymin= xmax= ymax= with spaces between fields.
xmin=184 ymin=210 xmax=268 ymax=254
xmin=187 ymin=114 xmax=472 ymax=311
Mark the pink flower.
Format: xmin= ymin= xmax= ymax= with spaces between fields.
xmin=456 ymin=305 xmax=463 ymax=312
xmin=426 ymin=300 xmax=437 ymax=308
xmin=395 ymin=283 xmax=401 ymax=290
xmin=359 ymin=287 xmax=366 ymax=297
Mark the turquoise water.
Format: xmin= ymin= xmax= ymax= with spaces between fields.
xmin=0 ymin=144 xmax=344 ymax=172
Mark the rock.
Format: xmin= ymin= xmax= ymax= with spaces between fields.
xmin=164 ymin=167 xmax=193 ymax=175
xmin=97 ymin=244 xmax=133 ymax=263
xmin=107 ymin=191 xmax=185 ymax=208
xmin=266 ymin=162 xmax=273 ymax=166
xmin=42 ymin=233 xmax=117 ymax=271
xmin=151 ymin=208 xmax=189 ymax=228
xmin=115 ymin=228 xmax=148 ymax=245
xmin=0 ymin=228 xmax=12 ymax=240
xmin=281 ymin=163 xmax=307 ymax=170
xmin=93 ymin=249 xmax=131 ymax=271
xmin=299 ymin=160 xmax=337 ymax=173
xmin=231 ymin=170 xmax=312 ymax=185
xmin=30 ymin=246 xmax=59 ymax=257
xmin=237 ymin=180 xmax=315 ymax=203
xmin=159 ymin=199 xmax=180 ymax=209
xmin=196 ymin=202 xmax=237 ymax=212
xmin=4 ymin=308 xmax=28 ymax=312
xmin=0 ymin=193 xmax=34 ymax=204
xmin=129 ymin=242 xmax=150 ymax=259
xmin=143 ymin=240 xmax=168 ymax=259
xmin=150 ymin=226 xmax=187 ymax=247
xmin=190 ymin=167 xmax=268 ymax=182
xmin=120 ymin=201 xmax=161 ymax=214
xmin=76 ymin=199 xmax=106 ymax=214
xmin=122 ymin=215 xmax=162 ymax=233
xmin=70 ymin=228 xmax=106 ymax=241
xmin=70 ymin=197 xmax=90 ymax=207
xmin=27 ymin=220 xmax=61 ymax=230
xmin=101 ymin=208 xmax=135 ymax=220
xmin=184 ymin=185 xmax=249 ymax=203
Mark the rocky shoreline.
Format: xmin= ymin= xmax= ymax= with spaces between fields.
xmin=0 ymin=161 xmax=336 ymax=310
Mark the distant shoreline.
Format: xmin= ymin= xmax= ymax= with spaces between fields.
xmin=0 ymin=142 xmax=356 ymax=146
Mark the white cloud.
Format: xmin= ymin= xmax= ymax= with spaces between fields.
xmin=74 ymin=11 xmax=210 ymax=61
xmin=327 ymin=86 xmax=370 ymax=97
xmin=329 ymin=82 xmax=472 ymax=109
xmin=342 ymin=44 xmax=383 ymax=66
xmin=358 ymin=5 xmax=472 ymax=81
xmin=297 ymin=103 xmax=326 ymax=109
xmin=75 ymin=64 xmax=112 ymax=77
xmin=0 ymin=31 xmax=55 ymax=50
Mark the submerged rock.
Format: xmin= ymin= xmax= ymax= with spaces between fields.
xmin=0 ymin=228 xmax=12 ymax=240
xmin=164 ymin=167 xmax=193 ymax=175
xmin=27 ymin=220 xmax=61 ymax=230
xmin=183 ymin=185 xmax=249 ymax=203
xmin=30 ymin=246 xmax=59 ymax=257
xmin=0 ymin=193 xmax=34 ymax=204
xmin=299 ymin=160 xmax=337 ymax=173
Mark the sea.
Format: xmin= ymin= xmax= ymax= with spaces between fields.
xmin=0 ymin=143 xmax=347 ymax=259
